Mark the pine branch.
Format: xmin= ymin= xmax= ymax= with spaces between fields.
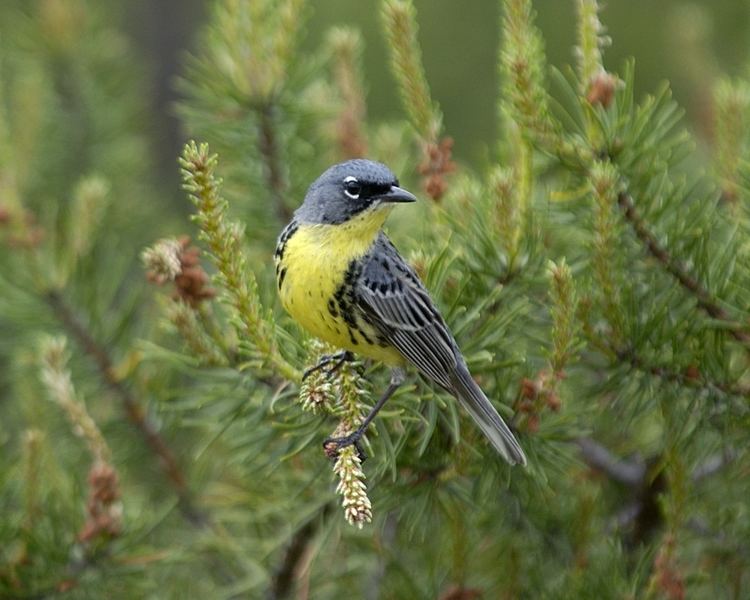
xmin=590 ymin=161 xmax=625 ymax=342
xmin=617 ymin=192 xmax=750 ymax=350
xmin=581 ymin=438 xmax=740 ymax=552
xmin=586 ymin=328 xmax=750 ymax=399
xmin=613 ymin=343 xmax=750 ymax=399
xmin=44 ymin=290 xmax=207 ymax=527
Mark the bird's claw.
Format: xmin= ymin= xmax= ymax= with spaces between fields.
xmin=323 ymin=433 xmax=367 ymax=463
xmin=302 ymin=351 xmax=353 ymax=381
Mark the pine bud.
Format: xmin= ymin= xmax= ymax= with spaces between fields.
xmin=142 ymin=238 xmax=183 ymax=283
xmin=586 ymin=71 xmax=619 ymax=108
xmin=299 ymin=376 xmax=335 ymax=414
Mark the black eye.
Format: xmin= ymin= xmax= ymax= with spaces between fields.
xmin=343 ymin=176 xmax=361 ymax=199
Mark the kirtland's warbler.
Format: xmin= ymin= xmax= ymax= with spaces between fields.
xmin=275 ymin=159 xmax=526 ymax=466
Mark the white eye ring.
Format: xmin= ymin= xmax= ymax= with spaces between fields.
xmin=343 ymin=176 xmax=361 ymax=200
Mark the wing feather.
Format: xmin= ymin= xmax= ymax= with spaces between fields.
xmin=354 ymin=234 xmax=526 ymax=465
xmin=356 ymin=236 xmax=457 ymax=388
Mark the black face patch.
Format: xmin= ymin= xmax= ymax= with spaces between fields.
xmin=338 ymin=180 xmax=397 ymax=222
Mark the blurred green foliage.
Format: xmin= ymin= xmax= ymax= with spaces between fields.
xmin=2 ymin=0 xmax=750 ymax=598
xmin=305 ymin=0 xmax=749 ymax=160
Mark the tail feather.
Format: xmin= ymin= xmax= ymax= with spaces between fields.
xmin=448 ymin=365 xmax=527 ymax=466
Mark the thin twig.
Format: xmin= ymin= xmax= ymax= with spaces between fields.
xmin=266 ymin=503 xmax=332 ymax=600
xmin=612 ymin=344 xmax=750 ymax=399
xmin=584 ymin=320 xmax=750 ymax=399
xmin=45 ymin=290 xmax=207 ymax=527
xmin=578 ymin=438 xmax=740 ymax=547
xmin=366 ymin=511 xmax=398 ymax=600
xmin=258 ymin=103 xmax=292 ymax=223
xmin=686 ymin=517 xmax=750 ymax=557
xmin=575 ymin=437 xmax=645 ymax=486
xmin=609 ymin=347 xmax=750 ymax=397
xmin=692 ymin=449 xmax=738 ymax=483
xmin=617 ymin=192 xmax=750 ymax=349
xmin=578 ymin=442 xmax=666 ymax=544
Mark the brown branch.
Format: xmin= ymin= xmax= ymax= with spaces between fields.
xmin=258 ymin=103 xmax=293 ymax=223
xmin=583 ymin=322 xmax=750 ymax=400
xmin=612 ymin=344 xmax=750 ymax=399
xmin=617 ymin=192 xmax=750 ymax=349
xmin=45 ymin=290 xmax=207 ymax=527
xmin=266 ymin=503 xmax=332 ymax=600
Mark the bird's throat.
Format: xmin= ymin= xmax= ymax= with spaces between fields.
xmin=310 ymin=204 xmax=392 ymax=256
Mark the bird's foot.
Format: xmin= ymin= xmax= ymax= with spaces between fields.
xmin=302 ymin=351 xmax=354 ymax=381
xmin=323 ymin=431 xmax=367 ymax=463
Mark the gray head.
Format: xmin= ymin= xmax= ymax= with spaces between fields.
xmin=295 ymin=159 xmax=416 ymax=224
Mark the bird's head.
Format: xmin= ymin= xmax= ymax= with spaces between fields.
xmin=295 ymin=159 xmax=416 ymax=226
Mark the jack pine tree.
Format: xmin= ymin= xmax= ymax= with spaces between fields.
xmin=1 ymin=0 xmax=749 ymax=598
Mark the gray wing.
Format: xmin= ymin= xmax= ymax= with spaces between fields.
xmin=355 ymin=234 xmax=458 ymax=388
xmin=356 ymin=234 xmax=527 ymax=466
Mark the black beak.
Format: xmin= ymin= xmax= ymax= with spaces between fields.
xmin=377 ymin=185 xmax=417 ymax=203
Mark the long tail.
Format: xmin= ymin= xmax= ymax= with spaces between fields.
xmin=448 ymin=364 xmax=527 ymax=466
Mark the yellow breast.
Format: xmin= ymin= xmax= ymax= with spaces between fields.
xmin=276 ymin=208 xmax=403 ymax=365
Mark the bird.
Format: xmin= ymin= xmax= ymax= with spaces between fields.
xmin=274 ymin=159 xmax=526 ymax=466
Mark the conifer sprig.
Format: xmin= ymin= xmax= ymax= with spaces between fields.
xmin=178 ymin=0 xmax=310 ymax=225
xmin=489 ymin=141 xmax=532 ymax=273
xmin=39 ymin=336 xmax=123 ymax=544
xmin=329 ymin=362 xmax=373 ymax=527
xmin=589 ymin=161 xmax=625 ymax=341
xmin=40 ymin=337 xmax=112 ymax=464
xmin=328 ymin=27 xmax=368 ymax=159
xmin=713 ymin=78 xmax=750 ymax=206
xmin=298 ymin=348 xmax=373 ymax=527
xmin=547 ymin=260 xmax=580 ymax=375
xmin=490 ymin=166 xmax=520 ymax=262
xmin=298 ymin=341 xmax=337 ymax=414
xmin=142 ymin=236 xmax=227 ymax=365
xmin=381 ymin=0 xmax=454 ymax=200
xmin=575 ymin=0 xmax=609 ymax=92
xmin=180 ymin=141 xmax=300 ymax=383
xmin=21 ymin=430 xmax=44 ymax=535
xmin=500 ymin=0 xmax=555 ymax=144
xmin=43 ymin=290 xmax=205 ymax=526
xmin=165 ymin=301 xmax=228 ymax=367
xmin=381 ymin=0 xmax=441 ymax=144
xmin=617 ymin=191 xmax=750 ymax=351
xmin=206 ymin=0 xmax=304 ymax=101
